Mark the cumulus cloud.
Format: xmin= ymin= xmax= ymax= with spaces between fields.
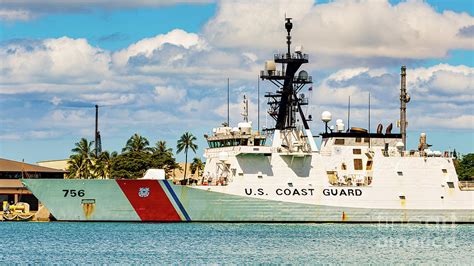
xmin=0 ymin=37 xmax=111 ymax=85
xmin=309 ymin=64 xmax=474 ymax=131
xmin=0 ymin=0 xmax=473 ymax=145
xmin=154 ymin=86 xmax=186 ymax=103
xmin=408 ymin=64 xmax=473 ymax=101
xmin=112 ymin=29 xmax=206 ymax=68
xmin=79 ymin=93 xmax=137 ymax=106
xmin=458 ymin=25 xmax=474 ymax=38
xmin=205 ymin=0 xmax=474 ymax=64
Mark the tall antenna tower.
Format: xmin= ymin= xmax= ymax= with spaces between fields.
xmin=400 ymin=66 xmax=410 ymax=150
xmin=95 ymin=105 xmax=102 ymax=157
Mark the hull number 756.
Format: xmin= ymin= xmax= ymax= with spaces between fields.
xmin=63 ymin=189 xmax=85 ymax=197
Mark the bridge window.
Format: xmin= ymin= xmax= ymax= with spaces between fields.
xmin=354 ymin=159 xmax=363 ymax=170
xmin=353 ymin=149 xmax=361 ymax=155
xmin=366 ymin=160 xmax=373 ymax=171
xmin=355 ymin=138 xmax=362 ymax=143
xmin=335 ymin=139 xmax=345 ymax=145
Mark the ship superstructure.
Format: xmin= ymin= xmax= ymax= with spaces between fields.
xmin=22 ymin=19 xmax=473 ymax=223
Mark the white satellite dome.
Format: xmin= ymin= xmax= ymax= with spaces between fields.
xmin=321 ymin=111 xmax=332 ymax=123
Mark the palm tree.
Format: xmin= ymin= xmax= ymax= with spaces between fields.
xmin=122 ymin=133 xmax=152 ymax=153
xmin=67 ymin=138 xmax=94 ymax=179
xmin=94 ymin=151 xmax=113 ymax=179
xmin=154 ymin=140 xmax=173 ymax=155
xmin=190 ymin=157 xmax=204 ymax=177
xmin=177 ymin=132 xmax=198 ymax=184
xmin=67 ymin=154 xmax=84 ymax=179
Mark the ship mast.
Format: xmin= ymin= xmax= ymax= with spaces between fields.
xmin=260 ymin=18 xmax=317 ymax=152
xmin=241 ymin=94 xmax=249 ymax=122
xmin=260 ymin=18 xmax=312 ymax=131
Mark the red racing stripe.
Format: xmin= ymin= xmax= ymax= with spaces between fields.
xmin=116 ymin=180 xmax=181 ymax=221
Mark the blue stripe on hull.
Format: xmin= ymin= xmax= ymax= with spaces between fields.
xmin=163 ymin=180 xmax=191 ymax=221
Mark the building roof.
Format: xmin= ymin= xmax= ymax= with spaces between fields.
xmin=0 ymin=158 xmax=67 ymax=173
xmin=37 ymin=159 xmax=69 ymax=171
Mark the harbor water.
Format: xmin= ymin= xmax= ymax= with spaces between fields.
xmin=0 ymin=222 xmax=472 ymax=264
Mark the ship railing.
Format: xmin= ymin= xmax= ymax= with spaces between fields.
xmin=260 ymin=70 xmax=286 ymax=77
xmin=274 ymin=53 xmax=309 ymax=60
xmin=398 ymin=150 xmax=455 ymax=158
xmin=328 ymin=172 xmax=371 ymax=187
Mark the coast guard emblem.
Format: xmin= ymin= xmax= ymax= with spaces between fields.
xmin=138 ymin=187 xmax=150 ymax=198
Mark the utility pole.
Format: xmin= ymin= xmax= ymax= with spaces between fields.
xmin=347 ymin=96 xmax=351 ymax=131
xmin=95 ymin=105 xmax=99 ymax=157
xmin=227 ymin=78 xmax=230 ymax=126
xmin=257 ymin=75 xmax=260 ymax=132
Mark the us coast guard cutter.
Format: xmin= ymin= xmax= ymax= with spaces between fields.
xmin=23 ymin=19 xmax=473 ymax=222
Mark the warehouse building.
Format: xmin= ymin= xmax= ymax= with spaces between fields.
xmin=0 ymin=158 xmax=66 ymax=211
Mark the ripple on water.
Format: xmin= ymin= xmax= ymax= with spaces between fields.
xmin=0 ymin=222 xmax=472 ymax=264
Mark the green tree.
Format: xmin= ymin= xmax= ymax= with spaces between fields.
xmin=177 ymin=132 xmax=198 ymax=184
xmin=93 ymin=151 xmax=116 ymax=179
xmin=122 ymin=133 xmax=152 ymax=153
xmin=456 ymin=153 xmax=474 ymax=181
xmin=151 ymin=140 xmax=179 ymax=177
xmin=67 ymin=154 xmax=85 ymax=179
xmin=190 ymin=157 xmax=204 ymax=177
xmin=111 ymin=151 xmax=152 ymax=179
xmin=153 ymin=140 xmax=173 ymax=155
xmin=67 ymin=138 xmax=95 ymax=179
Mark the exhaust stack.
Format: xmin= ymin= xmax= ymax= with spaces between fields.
xmin=400 ymin=66 xmax=410 ymax=150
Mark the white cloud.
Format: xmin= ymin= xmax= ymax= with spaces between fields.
xmin=0 ymin=37 xmax=111 ymax=84
xmin=79 ymin=93 xmax=137 ymax=106
xmin=205 ymin=0 xmax=474 ymax=63
xmin=0 ymin=133 xmax=21 ymax=140
xmin=327 ymin=68 xmax=370 ymax=82
xmin=0 ymin=1 xmax=473 ymax=145
xmin=408 ymin=64 xmax=474 ymax=97
xmin=154 ymin=86 xmax=186 ymax=103
xmin=28 ymin=130 xmax=60 ymax=139
xmin=310 ymin=64 xmax=474 ymax=131
xmin=51 ymin=96 xmax=62 ymax=106
xmin=0 ymin=8 xmax=32 ymax=21
xmin=112 ymin=29 xmax=206 ymax=68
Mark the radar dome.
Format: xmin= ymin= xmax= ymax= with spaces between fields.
xmin=298 ymin=70 xmax=308 ymax=81
xmin=321 ymin=111 xmax=332 ymax=123
xmin=265 ymin=60 xmax=276 ymax=71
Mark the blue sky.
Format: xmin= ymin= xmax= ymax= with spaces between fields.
xmin=0 ymin=0 xmax=473 ymax=163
